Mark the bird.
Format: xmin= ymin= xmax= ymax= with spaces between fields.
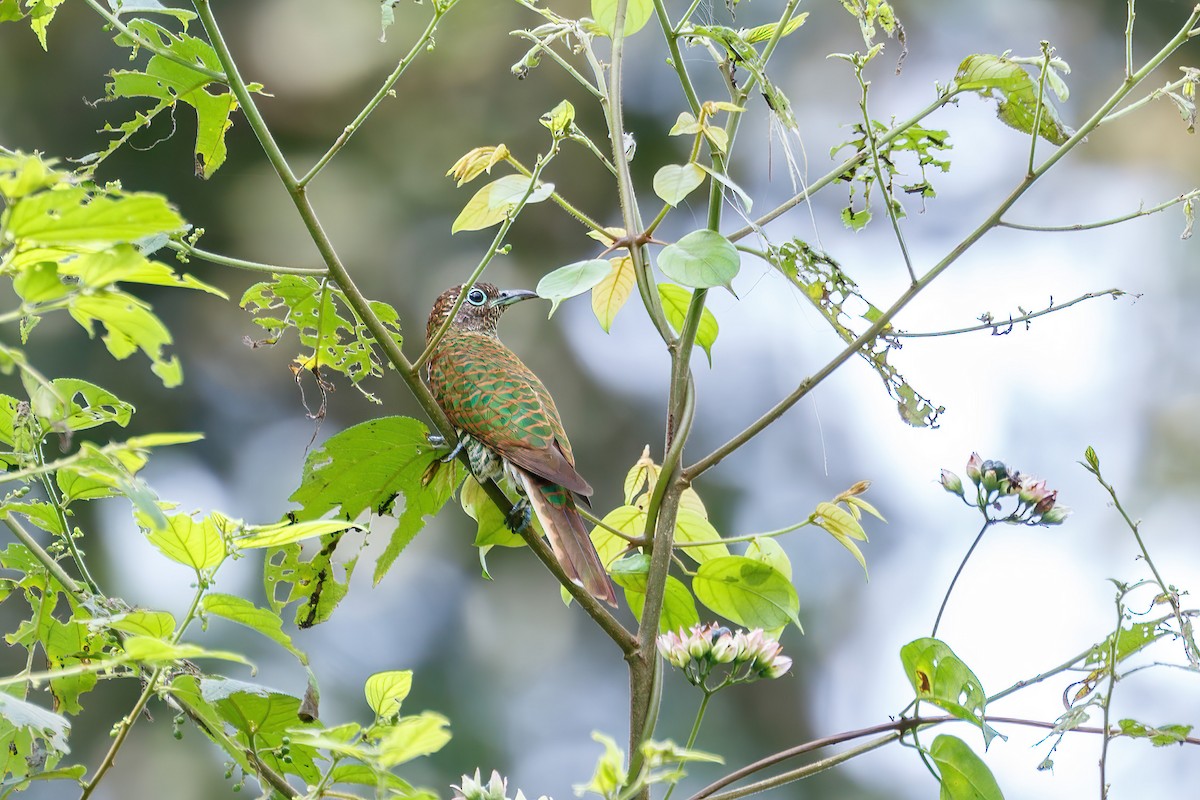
xmin=424 ymin=282 xmax=618 ymax=607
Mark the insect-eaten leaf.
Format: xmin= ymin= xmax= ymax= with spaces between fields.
xmin=953 ymin=53 xmax=1073 ymax=145
xmin=536 ymin=259 xmax=612 ymax=317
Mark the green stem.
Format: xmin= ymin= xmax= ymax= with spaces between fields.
xmin=662 ymin=690 xmax=712 ymax=800
xmin=998 ymin=189 xmax=1198 ymax=232
xmin=36 ymin=444 xmax=101 ymax=596
xmin=1098 ymin=590 xmax=1124 ymax=800
xmin=3 ymin=514 xmax=85 ymax=596
xmin=298 ymin=5 xmax=451 ymax=188
xmin=166 ymin=240 xmax=326 ymax=276
xmin=931 ymin=520 xmax=991 ymax=639
xmin=79 ymin=667 xmax=165 ymax=800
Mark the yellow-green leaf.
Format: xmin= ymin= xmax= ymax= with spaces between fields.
xmin=674 ymin=508 xmax=729 ymax=564
xmin=653 ymin=163 xmax=706 ymax=206
xmin=451 ymin=174 xmax=554 ymax=233
xmin=139 ymin=510 xmax=225 ymax=571
xmin=376 ymin=712 xmax=452 ymax=767
xmin=590 ymin=0 xmax=653 ymax=38
xmin=693 ymin=556 xmax=801 ymax=630
xmin=657 ymin=283 xmax=720 ymax=366
xmin=364 ymin=670 xmax=413 ymax=718
xmin=591 ymin=257 xmax=634 ymax=333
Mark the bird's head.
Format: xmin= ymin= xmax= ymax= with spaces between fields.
xmin=426 ymin=283 xmax=538 ymax=341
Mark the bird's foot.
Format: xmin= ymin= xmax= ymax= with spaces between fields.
xmin=426 ymin=432 xmax=466 ymax=464
xmin=505 ymin=499 xmax=532 ymax=532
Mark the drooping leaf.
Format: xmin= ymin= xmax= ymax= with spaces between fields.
xmin=657 ymin=283 xmax=720 ymax=365
xmin=929 ymin=734 xmax=1004 ymax=800
xmin=264 ymin=536 xmax=358 ymax=629
xmin=745 ymin=537 xmax=792 ymax=581
xmin=900 ymin=638 xmax=1002 ymax=746
xmin=536 ymin=259 xmax=612 ymax=317
xmin=954 ymin=53 xmax=1073 ymax=145
xmin=658 ymin=229 xmax=740 ymax=291
xmin=202 ymin=593 xmax=307 ymax=662
xmin=68 ymin=290 xmax=182 ymax=387
xmin=233 ymin=519 xmax=357 ymax=550
xmin=692 ymin=556 xmax=801 ymax=631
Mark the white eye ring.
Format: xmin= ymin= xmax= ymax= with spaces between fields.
xmin=465 ymin=288 xmax=487 ymax=306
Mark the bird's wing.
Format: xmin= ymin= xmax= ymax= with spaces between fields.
xmin=429 ymin=334 xmax=593 ymax=497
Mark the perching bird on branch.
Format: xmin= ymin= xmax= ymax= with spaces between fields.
xmin=425 ymin=283 xmax=617 ymax=607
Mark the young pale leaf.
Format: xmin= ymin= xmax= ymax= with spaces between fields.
xmin=812 ymin=501 xmax=868 ymax=577
xmin=138 ymin=510 xmax=226 ymax=572
xmin=364 ymin=670 xmax=413 ymax=718
xmin=234 ymin=519 xmax=357 ymax=550
xmin=287 ymin=416 xmax=462 ymax=585
xmin=461 ymin=476 xmax=523 ymax=548
xmin=653 ymin=163 xmax=706 ymax=206
xmin=929 ymin=735 xmax=1004 ymax=800
xmin=202 ymin=593 xmax=306 ymax=662
xmin=541 ymin=100 xmax=575 ymax=136
xmin=669 ymin=112 xmax=703 ymax=136
xmin=590 ymin=0 xmax=653 ymax=38
xmin=741 ymin=13 xmax=810 ymax=44
xmin=376 ymin=712 xmax=452 ymax=767
xmin=591 ymin=257 xmax=634 ymax=333
xmin=100 ymin=610 xmax=177 ymax=640
xmin=68 ymin=290 xmax=181 ymax=387
xmin=692 ymin=556 xmax=801 ymax=631
xmin=900 ymin=638 xmax=1002 ymax=746
xmin=697 ymin=164 xmax=753 ymax=213
xmin=536 ymin=259 xmax=612 ymax=317
xmin=658 ymin=229 xmax=739 ymax=291
xmin=657 ymin=283 xmax=720 ymax=365
xmin=120 ymin=636 xmax=252 ymax=668
xmin=673 ymin=508 xmax=730 ymax=564
xmin=451 ymin=174 xmax=554 ymax=233
xmin=591 ymin=504 xmax=644 ymax=568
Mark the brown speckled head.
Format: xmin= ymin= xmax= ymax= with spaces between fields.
xmin=425 ymin=283 xmax=537 ymax=342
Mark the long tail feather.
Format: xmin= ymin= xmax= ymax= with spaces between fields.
xmin=515 ymin=468 xmax=617 ymax=607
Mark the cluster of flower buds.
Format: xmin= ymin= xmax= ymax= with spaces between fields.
xmin=452 ymin=769 xmax=545 ymax=800
xmin=656 ymin=623 xmax=792 ymax=690
xmin=941 ymin=453 xmax=1069 ymax=525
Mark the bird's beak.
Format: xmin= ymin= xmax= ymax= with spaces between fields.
xmin=492 ymin=288 xmax=539 ymax=308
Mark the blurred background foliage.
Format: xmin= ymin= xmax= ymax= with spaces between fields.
xmin=1 ymin=1 xmax=1198 ymax=798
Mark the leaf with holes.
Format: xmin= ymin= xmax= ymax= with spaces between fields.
xmin=900 ymin=638 xmax=1002 ymax=746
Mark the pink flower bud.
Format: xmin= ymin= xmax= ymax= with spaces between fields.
xmin=940 ymin=469 xmax=964 ymax=496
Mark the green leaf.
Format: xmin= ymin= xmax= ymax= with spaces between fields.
xmin=657 ymin=283 xmax=720 ymax=366
xmin=202 ymin=593 xmax=306 ymax=662
xmin=68 ymin=290 xmax=182 ymax=387
xmin=692 ymin=556 xmax=801 ymax=630
xmin=612 ymin=557 xmax=699 ymax=633
xmin=900 ymin=638 xmax=1002 ymax=746
xmin=200 ymin=678 xmax=316 ymax=751
xmin=954 ymin=54 xmax=1073 ymax=145
xmin=841 ymin=206 xmax=872 ymax=230
xmin=451 ymin=174 xmax=554 ymax=233
xmin=591 ymin=257 xmax=634 ymax=333
xmin=1116 ymin=718 xmax=1193 ymax=747
xmin=288 ymin=417 xmax=462 ymax=585
xmin=461 ymin=476 xmax=523 ymax=548
xmin=234 ymin=519 xmax=357 ymax=549
xmin=0 ymin=692 xmax=70 ymax=757
xmin=376 ymin=712 xmax=452 ymax=767
xmin=536 ymin=259 xmax=612 ymax=317
xmin=653 ymin=163 xmax=706 ymax=206
xmin=100 ymin=610 xmax=176 ymax=640
xmin=13 ymin=261 xmax=70 ymax=304
xmin=265 ymin=537 xmax=358 ymax=629
xmin=6 ymin=188 xmax=184 ymax=246
xmin=929 ymin=734 xmax=1004 ymax=800
xmin=138 ymin=510 xmax=226 ymax=571
xmin=0 ymin=152 xmax=63 ymax=200
xmin=745 ymin=537 xmax=792 ymax=581
xmin=102 ymin=20 xmax=242 ymax=178
xmin=673 ymin=508 xmax=729 ymax=564
xmin=742 ymin=13 xmax=809 ymax=44
xmin=61 ymin=244 xmax=225 ymax=296
xmin=120 ymin=635 xmax=252 ymax=668
xmin=591 ymin=504 xmax=644 ymax=569
xmin=27 ymin=378 xmax=133 ymax=435
xmin=364 ymin=670 xmax=413 ymax=719
xmin=658 ymin=229 xmax=739 ymax=291
xmin=590 ymin=0 xmax=653 ymax=37
xmin=541 ymin=100 xmax=575 ymax=137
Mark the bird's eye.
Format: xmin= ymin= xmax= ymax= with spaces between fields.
xmin=465 ymin=287 xmax=487 ymax=306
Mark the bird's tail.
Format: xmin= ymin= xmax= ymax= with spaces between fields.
xmin=515 ymin=468 xmax=617 ymax=607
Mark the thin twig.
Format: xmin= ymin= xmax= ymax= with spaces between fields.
xmin=897 ymin=290 xmax=1127 ymax=338
xmin=166 ymin=240 xmax=327 ymax=276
